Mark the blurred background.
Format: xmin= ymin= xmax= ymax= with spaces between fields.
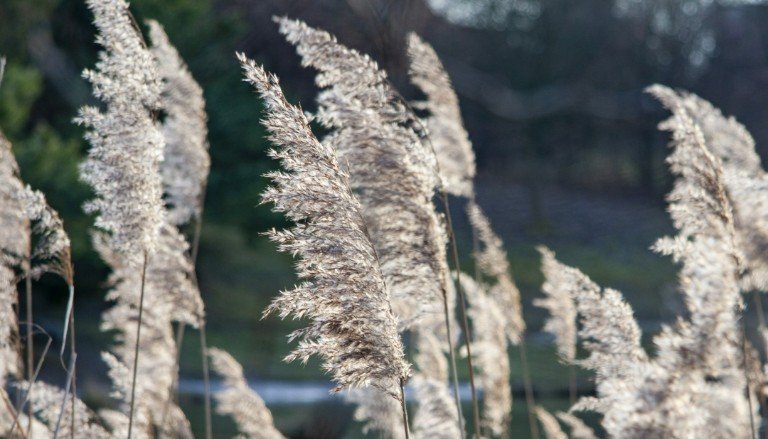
xmin=3 ymin=0 xmax=768 ymax=436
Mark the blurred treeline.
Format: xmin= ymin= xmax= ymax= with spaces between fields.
xmin=2 ymin=0 xmax=768 ymax=303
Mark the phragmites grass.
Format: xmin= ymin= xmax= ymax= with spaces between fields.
xmin=24 ymin=381 xmax=110 ymax=438
xmin=77 ymin=0 xmax=164 ymax=261
xmin=97 ymin=222 xmax=200 ymax=437
xmin=649 ymin=85 xmax=768 ymax=293
xmin=406 ymin=34 xmax=476 ymax=198
xmin=0 ymin=133 xmax=27 ymax=399
xmin=535 ymin=406 xmax=567 ymax=439
xmin=276 ymin=17 xmax=447 ymax=331
xmin=411 ymin=332 xmax=463 ymax=439
xmin=466 ymin=201 xmax=525 ymax=344
xmin=347 ymin=388 xmax=407 ymax=439
xmin=147 ymin=18 xmax=213 ymax=438
xmin=277 ymin=19 xmax=469 ymax=435
xmin=147 ymin=20 xmax=211 ymax=228
xmin=460 ymin=275 xmax=512 ymax=437
xmin=208 ymin=348 xmax=284 ymax=439
xmin=534 ymin=246 xmax=577 ymax=364
xmin=1 ymin=127 xmax=75 ymax=437
xmin=536 ymin=94 xmax=756 ymax=437
xmin=78 ymin=1 xmax=171 ymax=436
xmin=238 ymin=54 xmax=410 ymax=400
xmin=555 ymin=412 xmax=597 ymax=439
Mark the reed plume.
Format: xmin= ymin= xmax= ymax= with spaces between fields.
xmin=649 ymin=85 xmax=768 ymax=293
xmin=0 ymin=132 xmax=27 ymax=397
xmin=406 ymin=34 xmax=476 ymax=198
xmin=555 ymin=412 xmax=597 ymax=439
xmin=537 ymin=96 xmax=755 ymax=437
xmin=347 ymin=389 xmax=406 ymax=439
xmin=276 ymin=18 xmax=462 ymax=435
xmin=97 ymin=222 xmax=199 ymax=437
xmin=2 ymin=126 xmax=75 ymax=436
xmin=535 ymin=406 xmax=567 ymax=439
xmin=467 ymin=201 xmax=526 ymax=344
xmin=534 ymin=246 xmax=577 ymax=363
xmin=276 ymin=17 xmax=446 ymax=331
xmin=147 ymin=20 xmax=211 ymax=227
xmin=24 ymin=381 xmax=109 ymax=438
xmin=78 ymin=1 xmax=186 ymax=436
xmin=208 ymin=347 xmax=284 ymax=439
xmin=411 ymin=331 xmax=462 ymax=439
xmin=77 ymin=0 xmax=164 ymax=261
xmin=460 ymin=274 xmax=512 ymax=437
xmin=239 ymin=54 xmax=410 ymax=400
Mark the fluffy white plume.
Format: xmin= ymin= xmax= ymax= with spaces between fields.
xmin=276 ymin=17 xmax=448 ymax=331
xmin=240 ymin=54 xmax=410 ymax=397
xmin=406 ymin=33 xmax=476 ymax=197
xmin=77 ymin=0 xmax=164 ymax=261
xmin=209 ymin=348 xmax=284 ymax=439
xmin=535 ymin=406 xmax=567 ymax=439
xmin=467 ymin=201 xmax=525 ymax=344
xmin=148 ymin=20 xmax=211 ymax=227
xmin=461 ymin=275 xmax=511 ymax=437
xmin=24 ymin=381 xmax=110 ymax=438
xmin=535 ymin=245 xmax=577 ymax=363
xmin=347 ymin=389 xmax=406 ymax=439
xmin=556 ymin=412 xmax=597 ymax=439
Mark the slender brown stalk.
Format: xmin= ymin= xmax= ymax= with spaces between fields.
xmin=9 ymin=333 xmax=52 ymax=438
xmin=164 ymin=181 xmax=208 ymax=428
xmin=440 ymin=192 xmax=481 ymax=438
xmin=127 ymin=251 xmax=149 ymax=439
xmin=441 ymin=291 xmax=466 ymax=437
xmin=53 ymin=352 xmax=76 ymax=438
xmin=400 ymin=381 xmax=411 ymax=439
xmin=568 ymin=364 xmax=577 ymax=405
xmin=68 ymin=292 xmax=76 ymax=439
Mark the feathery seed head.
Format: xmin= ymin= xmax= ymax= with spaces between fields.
xmin=407 ymin=33 xmax=476 ymax=197
xmin=276 ymin=18 xmax=449 ymax=330
xmin=209 ymin=348 xmax=284 ymax=439
xmin=241 ymin=53 xmax=409 ymax=397
xmin=148 ymin=20 xmax=211 ymax=226
xmin=78 ymin=0 xmax=164 ymax=261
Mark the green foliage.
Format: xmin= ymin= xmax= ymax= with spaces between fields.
xmin=0 ymin=62 xmax=43 ymax=136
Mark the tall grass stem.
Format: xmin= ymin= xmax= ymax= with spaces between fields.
xmin=127 ymin=251 xmax=149 ymax=439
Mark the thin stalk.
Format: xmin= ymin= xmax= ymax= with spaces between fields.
xmin=568 ymin=363 xmax=576 ymax=406
xmin=441 ymin=290 xmax=466 ymax=438
xmin=164 ymin=184 xmax=209 ymax=436
xmin=193 ymin=186 xmax=213 ymax=439
xmin=1 ymin=391 xmax=28 ymax=439
xmin=440 ymin=193 xmax=481 ymax=438
xmin=9 ymin=332 xmax=52 ymax=437
xmin=200 ymin=323 xmax=213 ymax=439
xmin=25 ymin=256 xmax=33 ymax=438
xmin=68 ymin=287 xmax=77 ymax=439
xmin=127 ymin=251 xmax=149 ymax=439
xmin=519 ymin=338 xmax=540 ymax=439
xmin=399 ymin=381 xmax=411 ymax=439
xmin=53 ymin=353 xmax=76 ymax=439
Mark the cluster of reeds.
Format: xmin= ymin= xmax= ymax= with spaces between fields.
xmin=1 ymin=1 xmax=768 ymax=438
